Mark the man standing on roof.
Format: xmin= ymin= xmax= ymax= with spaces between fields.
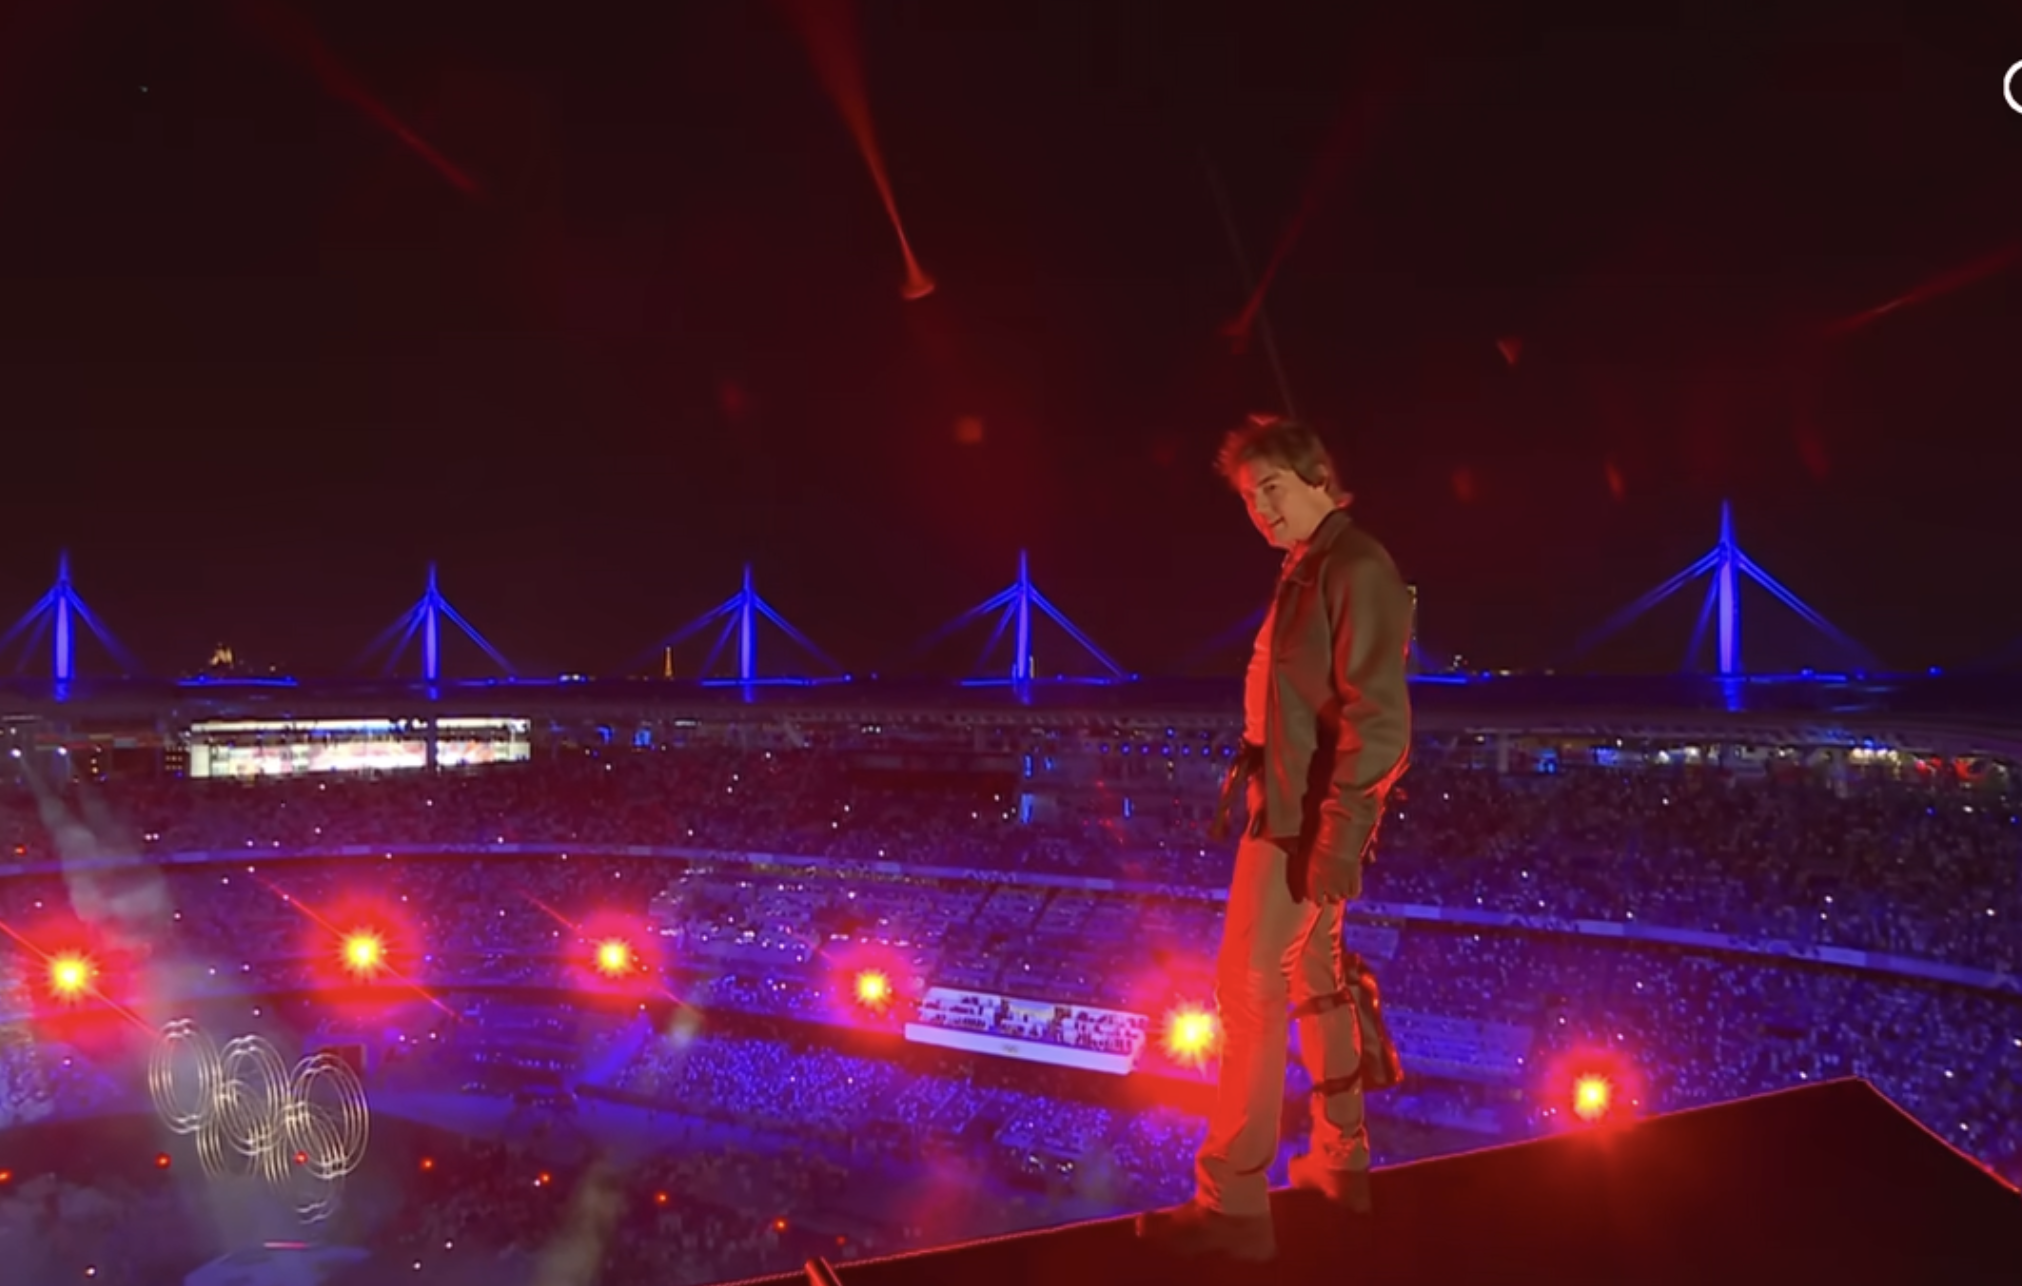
xmin=1137 ymin=415 xmax=1412 ymax=1263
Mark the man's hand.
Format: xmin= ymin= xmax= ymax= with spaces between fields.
xmin=1295 ymin=827 xmax=1368 ymax=904
xmin=1307 ymin=849 xmax=1361 ymax=903
xmin=1289 ymin=830 xmax=1366 ymax=904
xmin=1304 ymin=792 xmax=1394 ymax=903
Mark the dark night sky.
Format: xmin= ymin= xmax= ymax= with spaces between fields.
xmin=2 ymin=1 xmax=2019 ymax=681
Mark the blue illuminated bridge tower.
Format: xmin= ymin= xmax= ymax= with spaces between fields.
xmin=921 ymin=550 xmax=1131 ymax=690
xmin=358 ymin=564 xmax=513 ymax=684
xmin=0 ymin=552 xmax=137 ymax=686
xmin=650 ymin=564 xmax=843 ymax=687
xmin=1578 ymin=502 xmax=1874 ymax=676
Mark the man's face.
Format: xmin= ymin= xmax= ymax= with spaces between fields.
xmin=1234 ymin=457 xmax=1336 ymax=550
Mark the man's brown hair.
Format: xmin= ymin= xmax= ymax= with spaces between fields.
xmin=1214 ymin=415 xmax=1349 ymax=502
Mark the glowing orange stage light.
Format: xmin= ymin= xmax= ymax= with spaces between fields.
xmin=155 ymin=1153 xmax=171 ymax=1169
xmin=1163 ymin=1006 xmax=1219 ymax=1062
xmin=341 ymin=931 xmax=384 ymax=975
xmin=1572 ymin=1074 xmax=1613 ymax=1123
xmin=595 ymin=940 xmax=633 ymax=977
xmin=48 ymin=952 xmax=92 ymax=999
xmin=853 ymin=970 xmax=890 ymax=1006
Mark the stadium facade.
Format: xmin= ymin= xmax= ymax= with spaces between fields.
xmin=3 ymin=671 xmax=2018 ymax=798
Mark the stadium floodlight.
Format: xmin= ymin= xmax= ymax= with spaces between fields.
xmin=643 ymin=564 xmax=843 ymax=688
xmin=355 ymin=564 xmax=512 ymax=684
xmin=0 ymin=551 xmax=139 ymax=683
xmin=1576 ymin=501 xmax=1874 ymax=677
xmin=919 ymin=550 xmax=1131 ymax=687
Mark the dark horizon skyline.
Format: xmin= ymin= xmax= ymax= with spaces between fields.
xmin=0 ymin=506 xmax=1996 ymax=682
xmin=4 ymin=2 xmax=2019 ymax=680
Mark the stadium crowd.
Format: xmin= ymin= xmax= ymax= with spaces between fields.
xmin=323 ymin=1134 xmax=847 ymax=1286
xmin=1 ymin=742 xmax=2009 ymax=965
xmin=0 ymin=735 xmax=2016 ymax=1281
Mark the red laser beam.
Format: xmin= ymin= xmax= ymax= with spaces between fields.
xmin=1827 ymin=241 xmax=2021 ymax=338
xmin=234 ymin=0 xmax=480 ymax=197
xmin=777 ymin=0 xmax=933 ymax=299
xmin=1222 ymin=63 xmax=1406 ymax=353
xmin=519 ymin=890 xmax=578 ymax=933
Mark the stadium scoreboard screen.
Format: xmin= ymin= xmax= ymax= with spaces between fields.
xmin=905 ymin=987 xmax=1150 ymax=1076
xmin=185 ymin=716 xmax=531 ymax=778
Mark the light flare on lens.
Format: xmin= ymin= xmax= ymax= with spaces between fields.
xmin=595 ymin=940 xmax=633 ymax=977
xmin=48 ymin=952 xmax=92 ymax=1000
xmin=1573 ymin=1074 xmax=1613 ymax=1123
xmin=341 ymin=932 xmax=384 ymax=977
xmin=1163 ymin=1005 xmax=1218 ymax=1064
xmin=854 ymin=970 xmax=890 ymax=1006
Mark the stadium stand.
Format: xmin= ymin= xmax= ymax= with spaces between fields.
xmin=0 ymin=726 xmax=2016 ymax=1282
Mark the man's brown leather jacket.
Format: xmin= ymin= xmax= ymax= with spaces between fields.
xmin=1245 ymin=509 xmax=1414 ymax=890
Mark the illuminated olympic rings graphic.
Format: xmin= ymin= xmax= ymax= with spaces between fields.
xmin=148 ymin=1019 xmax=371 ymax=1222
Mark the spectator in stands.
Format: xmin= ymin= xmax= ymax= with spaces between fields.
xmin=1138 ymin=416 xmax=1412 ymax=1263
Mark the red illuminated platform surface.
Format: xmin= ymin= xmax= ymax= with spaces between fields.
xmin=730 ymin=1080 xmax=2022 ymax=1286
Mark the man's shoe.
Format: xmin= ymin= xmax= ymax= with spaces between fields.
xmin=1288 ymin=1153 xmax=1373 ymax=1215
xmin=1134 ymin=1200 xmax=1277 ymax=1262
